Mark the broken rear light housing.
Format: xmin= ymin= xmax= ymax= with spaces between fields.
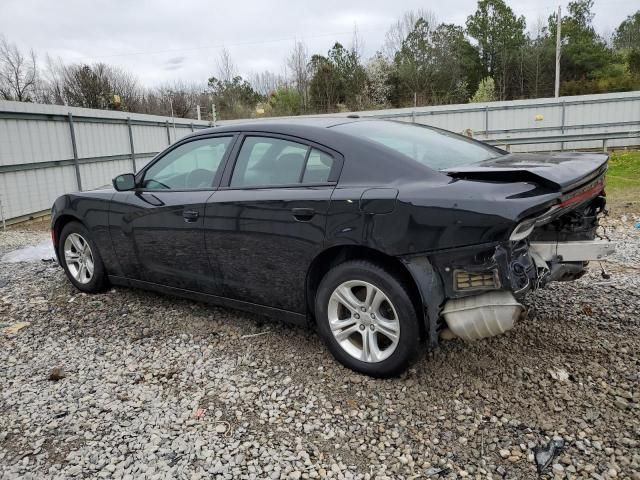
xmin=558 ymin=176 xmax=605 ymax=209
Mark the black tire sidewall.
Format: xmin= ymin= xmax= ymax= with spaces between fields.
xmin=58 ymin=221 xmax=107 ymax=293
xmin=315 ymin=260 xmax=421 ymax=378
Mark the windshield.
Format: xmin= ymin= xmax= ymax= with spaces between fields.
xmin=332 ymin=120 xmax=503 ymax=170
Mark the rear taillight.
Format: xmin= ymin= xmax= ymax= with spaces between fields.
xmin=557 ymin=177 xmax=605 ymax=209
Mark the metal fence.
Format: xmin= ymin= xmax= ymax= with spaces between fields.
xmin=357 ymin=90 xmax=640 ymax=152
xmin=0 ymin=101 xmax=212 ymax=223
xmin=1 ymin=91 xmax=639 ymax=224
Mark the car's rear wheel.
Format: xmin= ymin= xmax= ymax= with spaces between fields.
xmin=315 ymin=260 xmax=421 ymax=377
xmin=58 ymin=221 xmax=108 ymax=293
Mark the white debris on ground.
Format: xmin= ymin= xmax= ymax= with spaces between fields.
xmin=0 ymin=210 xmax=639 ymax=480
xmin=1 ymin=240 xmax=55 ymax=263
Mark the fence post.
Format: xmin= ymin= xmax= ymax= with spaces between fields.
xmin=560 ymin=100 xmax=566 ymax=152
xmin=603 ymin=139 xmax=607 ymax=152
xmin=67 ymin=113 xmax=83 ymax=191
xmin=412 ymin=111 xmax=416 ymax=123
xmin=165 ymin=121 xmax=171 ymax=145
xmin=0 ymin=195 xmax=5 ymax=231
xmin=484 ymin=105 xmax=489 ymax=136
xmin=127 ymin=117 xmax=137 ymax=173
xmin=190 ymin=122 xmax=195 ymax=132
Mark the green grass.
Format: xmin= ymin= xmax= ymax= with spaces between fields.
xmin=606 ymin=150 xmax=640 ymax=203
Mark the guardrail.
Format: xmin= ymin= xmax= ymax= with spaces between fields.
xmin=485 ymin=130 xmax=640 ymax=151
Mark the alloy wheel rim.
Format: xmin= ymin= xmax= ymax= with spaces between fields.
xmin=63 ymin=233 xmax=94 ymax=284
xmin=328 ymin=280 xmax=400 ymax=363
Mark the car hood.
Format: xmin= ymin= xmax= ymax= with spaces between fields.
xmin=443 ymin=152 xmax=608 ymax=192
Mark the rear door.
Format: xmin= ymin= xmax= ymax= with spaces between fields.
xmin=109 ymin=134 xmax=235 ymax=292
xmin=203 ymin=134 xmax=342 ymax=312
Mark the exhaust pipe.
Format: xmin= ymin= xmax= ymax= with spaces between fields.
xmin=441 ymin=291 xmax=523 ymax=341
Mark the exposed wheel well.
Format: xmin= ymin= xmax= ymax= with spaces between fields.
xmin=53 ymin=214 xmax=83 ymax=248
xmin=306 ymin=245 xmax=426 ymax=338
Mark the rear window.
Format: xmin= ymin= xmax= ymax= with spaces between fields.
xmin=332 ymin=120 xmax=503 ymax=170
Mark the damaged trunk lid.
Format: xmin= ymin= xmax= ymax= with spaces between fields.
xmin=443 ymin=151 xmax=608 ymax=192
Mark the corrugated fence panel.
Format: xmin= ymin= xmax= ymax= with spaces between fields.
xmin=134 ymin=154 xmax=157 ymax=172
xmin=0 ymin=165 xmax=77 ymax=221
xmin=79 ymin=159 xmax=132 ymax=190
xmin=0 ymin=100 xmax=211 ymax=221
xmin=75 ymin=121 xmax=130 ymax=159
xmin=132 ymin=125 xmax=169 ymax=154
xmin=0 ymin=117 xmax=73 ymax=165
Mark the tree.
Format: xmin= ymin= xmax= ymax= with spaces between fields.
xmin=268 ymin=87 xmax=303 ymax=116
xmin=430 ymin=24 xmax=482 ymax=103
xmin=249 ymin=70 xmax=286 ymax=97
xmin=60 ymin=64 xmax=116 ymax=109
xmin=287 ymin=41 xmax=311 ymax=111
xmin=308 ymin=41 xmax=367 ymax=112
xmin=628 ymin=49 xmax=640 ymax=75
xmin=42 ymin=61 xmax=141 ymax=110
xmin=216 ymin=48 xmax=236 ymax=83
xmin=550 ymin=0 xmax=611 ymax=83
xmin=364 ymin=53 xmax=393 ymax=107
xmin=393 ymin=18 xmax=436 ymax=102
xmin=155 ymin=82 xmax=204 ymax=118
xmin=208 ymin=75 xmax=262 ymax=119
xmin=0 ymin=36 xmax=38 ymax=102
xmin=327 ymin=42 xmax=367 ymax=109
xmin=390 ymin=18 xmax=481 ymax=106
xmin=613 ymin=11 xmax=640 ymax=51
xmin=207 ymin=49 xmax=262 ymax=119
xmin=466 ymin=0 xmax=526 ymax=100
xmin=470 ymin=77 xmax=496 ymax=102
xmin=384 ymin=9 xmax=437 ymax=59
xmin=521 ymin=18 xmax=556 ymax=98
xmin=308 ymin=54 xmax=341 ymax=112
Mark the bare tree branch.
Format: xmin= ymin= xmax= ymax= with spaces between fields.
xmin=0 ymin=36 xmax=38 ymax=101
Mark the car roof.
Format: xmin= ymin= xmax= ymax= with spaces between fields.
xmin=190 ymin=116 xmax=370 ymax=136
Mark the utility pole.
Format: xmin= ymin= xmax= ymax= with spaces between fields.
xmin=169 ymin=97 xmax=177 ymax=138
xmin=554 ymin=5 xmax=562 ymax=98
xmin=196 ymin=105 xmax=201 ymax=121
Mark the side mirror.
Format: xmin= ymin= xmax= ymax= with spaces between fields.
xmin=113 ymin=173 xmax=136 ymax=191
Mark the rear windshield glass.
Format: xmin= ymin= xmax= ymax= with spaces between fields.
xmin=332 ymin=120 xmax=503 ymax=170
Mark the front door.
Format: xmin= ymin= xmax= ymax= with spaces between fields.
xmin=204 ymin=134 xmax=341 ymax=312
xmin=109 ymin=134 xmax=235 ymax=292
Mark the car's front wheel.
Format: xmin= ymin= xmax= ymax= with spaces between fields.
xmin=58 ymin=221 xmax=108 ymax=293
xmin=315 ymin=260 xmax=421 ymax=377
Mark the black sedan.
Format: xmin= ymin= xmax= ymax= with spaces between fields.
xmin=51 ymin=117 xmax=614 ymax=377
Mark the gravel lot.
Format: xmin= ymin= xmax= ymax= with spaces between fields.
xmin=1 ymin=209 xmax=639 ymax=480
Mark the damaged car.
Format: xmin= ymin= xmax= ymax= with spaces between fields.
xmin=50 ymin=118 xmax=615 ymax=377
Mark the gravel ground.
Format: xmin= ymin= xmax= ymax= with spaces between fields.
xmin=0 ymin=211 xmax=639 ymax=480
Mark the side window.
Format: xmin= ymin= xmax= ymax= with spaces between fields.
xmin=142 ymin=136 xmax=232 ymax=190
xmin=303 ymin=149 xmax=334 ymax=183
xmin=230 ymin=137 xmax=336 ymax=188
xmin=230 ymin=137 xmax=308 ymax=187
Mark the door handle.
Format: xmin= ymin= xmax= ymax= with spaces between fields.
xmin=291 ymin=207 xmax=315 ymax=221
xmin=182 ymin=209 xmax=200 ymax=222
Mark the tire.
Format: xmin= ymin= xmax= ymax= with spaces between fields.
xmin=58 ymin=221 xmax=108 ymax=293
xmin=315 ymin=260 xmax=421 ymax=378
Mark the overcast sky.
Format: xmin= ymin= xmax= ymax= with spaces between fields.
xmin=0 ymin=0 xmax=636 ymax=87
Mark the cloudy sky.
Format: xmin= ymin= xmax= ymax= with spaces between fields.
xmin=0 ymin=0 xmax=636 ymax=87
